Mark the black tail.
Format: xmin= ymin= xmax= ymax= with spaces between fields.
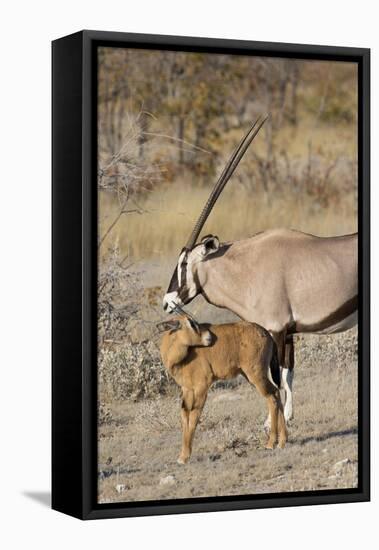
xmin=269 ymin=341 xmax=281 ymax=388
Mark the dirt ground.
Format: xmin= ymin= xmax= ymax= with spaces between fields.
xmin=98 ymin=329 xmax=358 ymax=503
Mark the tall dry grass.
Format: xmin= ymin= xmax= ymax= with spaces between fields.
xmin=99 ymin=180 xmax=357 ymax=262
xmin=98 ymin=108 xmax=357 ymax=263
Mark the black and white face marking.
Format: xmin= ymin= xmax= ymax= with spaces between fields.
xmin=162 ymin=236 xmax=220 ymax=313
xmin=163 ymin=248 xmax=197 ymax=312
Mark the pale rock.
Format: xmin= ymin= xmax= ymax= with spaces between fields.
xmin=159 ymin=475 xmax=175 ymax=486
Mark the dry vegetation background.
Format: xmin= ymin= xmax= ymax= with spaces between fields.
xmin=97 ymin=47 xmax=358 ymax=504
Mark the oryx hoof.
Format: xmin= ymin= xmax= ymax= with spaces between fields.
xmin=177 ymin=455 xmax=189 ymax=465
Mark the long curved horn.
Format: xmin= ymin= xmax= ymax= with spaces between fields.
xmin=172 ymin=303 xmax=199 ymax=324
xmin=185 ymin=113 xmax=268 ymax=249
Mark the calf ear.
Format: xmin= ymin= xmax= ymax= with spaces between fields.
xmin=200 ymin=235 xmax=220 ymax=257
xmin=184 ymin=317 xmax=200 ymax=334
xmin=156 ymin=320 xmax=180 ymax=332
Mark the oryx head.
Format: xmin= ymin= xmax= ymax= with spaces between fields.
xmin=163 ymin=114 xmax=268 ymax=313
xmin=163 ymin=235 xmax=220 ymax=312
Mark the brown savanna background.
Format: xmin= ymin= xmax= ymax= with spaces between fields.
xmin=97 ymin=47 xmax=358 ymax=503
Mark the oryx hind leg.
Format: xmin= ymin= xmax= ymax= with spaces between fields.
xmin=282 ymin=335 xmax=295 ymax=422
xmin=264 ymin=331 xmax=286 ymax=432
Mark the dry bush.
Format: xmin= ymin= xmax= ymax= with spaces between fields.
xmin=295 ymin=330 xmax=358 ymax=371
xmin=98 ymin=340 xmax=175 ymax=403
xmin=98 ymin=403 xmax=114 ymax=426
xmin=98 ymin=246 xmax=173 ymax=403
xmin=98 ymin=112 xmax=165 ymax=197
xmin=98 ymin=244 xmax=143 ymax=343
xmin=238 ymin=147 xmax=357 ymax=210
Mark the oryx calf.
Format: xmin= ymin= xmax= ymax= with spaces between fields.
xmin=159 ymin=315 xmax=287 ymax=464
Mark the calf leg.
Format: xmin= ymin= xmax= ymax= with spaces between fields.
xmin=178 ymin=387 xmax=208 ymax=464
xmin=243 ymin=367 xmax=287 ymax=449
xmin=259 ymin=382 xmax=287 ymax=449
xmin=179 ymin=391 xmax=192 ymax=465
xmin=265 ymin=393 xmax=280 ymax=449
xmin=277 ymin=405 xmax=288 ymax=449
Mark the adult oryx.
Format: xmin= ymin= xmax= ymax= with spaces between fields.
xmin=162 ymin=115 xmax=358 ymax=423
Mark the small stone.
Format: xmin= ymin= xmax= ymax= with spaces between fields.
xmin=209 ymin=453 xmax=221 ymax=462
xmin=235 ymin=448 xmax=247 ymax=457
xmin=115 ymin=484 xmax=127 ymax=493
xmin=159 ymin=475 xmax=175 ymax=486
xmin=334 ymin=458 xmax=351 ymax=470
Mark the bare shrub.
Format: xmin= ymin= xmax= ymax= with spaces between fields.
xmin=98 ymin=245 xmax=172 ymax=403
xmin=295 ymin=329 xmax=358 ymax=371
xmin=98 ymin=111 xmax=164 ymax=196
xmin=98 ymin=340 xmax=175 ymax=402
xmin=98 ymin=403 xmax=114 ymax=426
xmin=235 ymin=137 xmax=357 ymax=212
xmin=98 ymin=243 xmax=142 ymax=343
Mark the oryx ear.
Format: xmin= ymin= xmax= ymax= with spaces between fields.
xmin=199 ymin=235 xmax=220 ymax=257
xmin=156 ymin=320 xmax=180 ymax=332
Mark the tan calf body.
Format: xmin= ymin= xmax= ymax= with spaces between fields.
xmin=160 ymin=317 xmax=287 ymax=464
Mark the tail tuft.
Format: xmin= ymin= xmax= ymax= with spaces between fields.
xmin=269 ymin=341 xmax=281 ymax=388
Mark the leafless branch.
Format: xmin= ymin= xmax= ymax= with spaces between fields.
xmin=98 ymin=204 xmax=145 ymax=249
xmin=142 ymin=131 xmax=213 ymax=155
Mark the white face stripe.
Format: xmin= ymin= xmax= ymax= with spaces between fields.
xmin=177 ymin=249 xmax=198 ymax=299
xmin=177 ymin=251 xmax=186 ymax=287
xmin=163 ymin=246 xmax=207 ymax=310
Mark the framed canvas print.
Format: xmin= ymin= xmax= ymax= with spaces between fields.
xmin=52 ymin=30 xmax=370 ymax=520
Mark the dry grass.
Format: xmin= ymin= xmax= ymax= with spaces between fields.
xmin=99 ymin=181 xmax=357 ymax=262
xmin=98 ymin=328 xmax=358 ymax=503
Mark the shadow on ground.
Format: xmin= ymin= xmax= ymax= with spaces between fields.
xmin=294 ymin=427 xmax=358 ymax=446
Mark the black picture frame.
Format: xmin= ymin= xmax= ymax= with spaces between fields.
xmin=52 ymin=30 xmax=370 ymax=520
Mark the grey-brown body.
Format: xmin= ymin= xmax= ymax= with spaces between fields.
xmin=196 ymin=229 xmax=357 ymax=335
